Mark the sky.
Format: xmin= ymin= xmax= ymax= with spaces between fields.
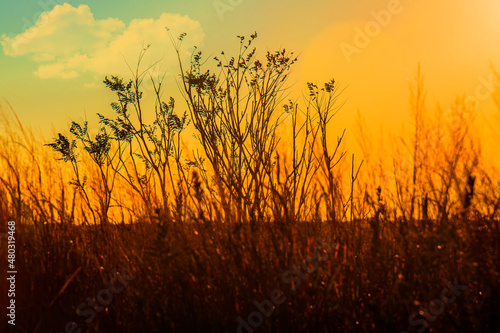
xmin=1 ymin=0 xmax=500 ymax=154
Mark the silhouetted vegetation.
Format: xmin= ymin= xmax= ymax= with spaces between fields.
xmin=0 ymin=34 xmax=499 ymax=333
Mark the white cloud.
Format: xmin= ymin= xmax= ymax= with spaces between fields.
xmin=1 ymin=4 xmax=204 ymax=80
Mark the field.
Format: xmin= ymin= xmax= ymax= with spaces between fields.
xmin=0 ymin=35 xmax=499 ymax=333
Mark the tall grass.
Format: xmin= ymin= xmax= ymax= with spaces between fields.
xmin=0 ymin=34 xmax=499 ymax=332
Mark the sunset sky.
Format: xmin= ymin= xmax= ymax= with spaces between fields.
xmin=1 ymin=0 xmax=499 ymax=149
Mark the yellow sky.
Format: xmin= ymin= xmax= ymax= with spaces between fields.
xmin=296 ymin=0 xmax=500 ymax=163
xmin=1 ymin=1 xmax=499 ymax=161
xmin=301 ymin=0 xmax=500 ymax=121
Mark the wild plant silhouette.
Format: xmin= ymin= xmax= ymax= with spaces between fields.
xmin=0 ymin=33 xmax=499 ymax=333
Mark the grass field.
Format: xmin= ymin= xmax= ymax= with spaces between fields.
xmin=0 ymin=36 xmax=499 ymax=332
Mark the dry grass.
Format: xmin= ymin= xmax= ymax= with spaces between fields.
xmin=0 ymin=36 xmax=499 ymax=332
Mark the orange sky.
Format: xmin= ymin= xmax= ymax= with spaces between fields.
xmin=298 ymin=0 xmax=500 ymax=162
xmin=1 ymin=1 xmax=499 ymax=161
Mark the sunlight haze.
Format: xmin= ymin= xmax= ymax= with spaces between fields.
xmin=1 ymin=0 xmax=499 ymax=148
